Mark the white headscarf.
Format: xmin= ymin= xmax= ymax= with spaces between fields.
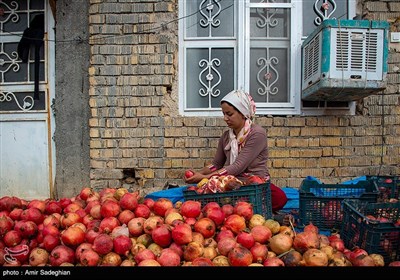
xmin=221 ymin=90 xmax=256 ymax=164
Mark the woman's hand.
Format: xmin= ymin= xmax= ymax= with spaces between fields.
xmin=184 ymin=171 xmax=207 ymax=184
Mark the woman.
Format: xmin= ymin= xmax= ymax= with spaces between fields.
xmin=184 ymin=89 xmax=288 ymax=212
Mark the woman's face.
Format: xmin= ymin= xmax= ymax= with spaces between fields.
xmin=221 ymin=102 xmax=246 ymax=132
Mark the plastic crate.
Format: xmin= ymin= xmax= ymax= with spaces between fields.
xmin=341 ymin=199 xmax=400 ymax=264
xmin=366 ymin=175 xmax=400 ymax=202
xmin=183 ymin=182 xmax=272 ymax=219
xmin=298 ymin=179 xmax=379 ymax=231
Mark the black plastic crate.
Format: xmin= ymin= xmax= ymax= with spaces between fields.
xmin=366 ymin=175 xmax=400 ymax=202
xmin=341 ymin=199 xmax=400 ymax=264
xmin=183 ymin=182 xmax=272 ymax=219
xmin=298 ymin=179 xmax=379 ymax=231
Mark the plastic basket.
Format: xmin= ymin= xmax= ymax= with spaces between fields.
xmin=366 ymin=175 xmax=400 ymax=202
xmin=298 ymin=179 xmax=379 ymax=231
xmin=183 ymin=182 xmax=272 ymax=219
xmin=341 ymin=199 xmax=400 ymax=264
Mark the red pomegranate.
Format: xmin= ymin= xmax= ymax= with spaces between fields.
xmin=153 ymin=198 xmax=174 ymax=217
xmin=192 ymin=257 xmax=214 ymax=266
xmin=236 ymin=230 xmax=255 ymax=249
xmin=127 ymin=217 xmax=146 ymax=237
xmin=49 ymin=245 xmax=75 ymax=266
xmin=92 ymin=234 xmax=113 ymax=255
xmin=217 ymin=237 xmax=237 ymax=256
xmin=233 ymin=201 xmax=254 ymax=221
xmin=14 ymin=220 xmax=38 ymax=239
xmin=215 ymin=229 xmax=235 ymax=242
xmin=60 ymin=212 xmax=82 ymax=228
xmin=292 ymin=231 xmax=320 ymax=254
xmin=204 ymin=207 xmax=225 ymax=226
xmin=194 ymin=217 xmax=216 ymax=238
xmin=28 ymin=199 xmax=46 ymax=213
xmin=9 ymin=208 xmax=23 ymax=220
xmin=80 ymin=249 xmax=100 ymax=266
xmin=263 ymin=256 xmax=285 ymax=266
xmin=143 ymin=215 xmax=164 ymax=235
xmin=75 ymin=242 xmax=93 ymax=261
xmin=171 ymin=223 xmax=193 ymax=245
xmin=3 ymin=230 xmax=22 ymax=247
xmin=250 ymin=242 xmax=268 ymax=263
xmin=99 ymin=216 xmax=120 ymax=234
xmin=142 ymin=198 xmax=155 ymax=211
xmin=113 ymin=235 xmax=132 ymax=256
xmin=42 ymin=214 xmax=61 ymax=228
xmin=100 ymin=200 xmax=121 ymax=218
xmin=223 ymin=214 xmax=246 ymax=234
xmin=119 ymin=193 xmax=139 ymax=211
xmin=134 ymin=204 xmax=151 ymax=218
xmin=221 ymin=204 xmax=234 ymax=216
xmin=43 ymin=234 xmax=60 ymax=252
xmin=151 ymin=224 xmax=172 ymax=248
xmin=228 ymin=245 xmax=253 ymax=266
xmin=134 ymin=248 xmax=156 ymax=264
xmin=118 ymin=209 xmax=135 ymax=225
xmin=180 ymin=200 xmax=202 ymax=218
xmin=61 ymin=226 xmax=85 ymax=248
xmin=157 ymin=248 xmax=181 ymax=266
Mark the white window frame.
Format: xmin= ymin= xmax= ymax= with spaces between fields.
xmin=178 ymin=0 xmax=357 ymax=117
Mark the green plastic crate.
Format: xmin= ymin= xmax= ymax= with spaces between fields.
xmin=341 ymin=199 xmax=400 ymax=264
xmin=183 ymin=182 xmax=272 ymax=219
xmin=366 ymin=175 xmax=400 ymax=202
xmin=298 ymin=179 xmax=379 ymax=231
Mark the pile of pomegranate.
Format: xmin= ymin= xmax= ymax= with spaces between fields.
xmin=0 ymin=187 xmax=399 ymax=267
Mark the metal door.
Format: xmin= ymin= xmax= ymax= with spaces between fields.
xmin=0 ymin=0 xmax=55 ymax=200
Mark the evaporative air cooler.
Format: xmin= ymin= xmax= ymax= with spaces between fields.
xmin=301 ymin=19 xmax=389 ymax=101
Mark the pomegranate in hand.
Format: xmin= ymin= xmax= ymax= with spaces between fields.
xmin=185 ymin=170 xmax=194 ymax=178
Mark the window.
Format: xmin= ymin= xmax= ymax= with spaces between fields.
xmin=179 ymin=0 xmax=356 ymax=116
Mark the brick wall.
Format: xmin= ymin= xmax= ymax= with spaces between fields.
xmin=88 ymin=0 xmax=400 ymax=194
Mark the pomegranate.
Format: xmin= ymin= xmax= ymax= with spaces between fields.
xmin=9 ymin=208 xmax=23 ymax=220
xmin=303 ymin=222 xmax=319 ymax=234
xmin=250 ymin=242 xmax=268 ymax=263
xmin=153 ymin=198 xmax=174 ymax=217
xmin=14 ymin=220 xmax=38 ymax=239
xmin=41 ymin=224 xmax=61 ymax=238
xmin=212 ymin=255 xmax=230 ymax=266
xmin=99 ymin=216 xmax=120 ymax=234
xmin=142 ymin=198 xmax=155 ymax=211
xmin=63 ymin=202 xmax=83 ymax=214
xmin=143 ymin=215 xmax=164 ymax=235
xmin=134 ymin=248 xmax=156 ymax=264
xmin=168 ymin=242 xmax=184 ymax=258
xmin=221 ymin=204 xmax=234 ymax=217
xmin=75 ymin=242 xmax=93 ymax=261
xmin=263 ymin=218 xmax=280 ymax=234
xmin=228 ymin=245 xmax=253 ymax=266
xmin=157 ymin=248 xmax=181 ymax=266
xmin=113 ymin=235 xmax=132 ymax=256
xmin=180 ymin=200 xmax=202 ymax=218
xmin=369 ymin=253 xmax=385 ymax=266
xmin=128 ymin=217 xmax=146 ymax=237
xmin=223 ymin=214 xmax=246 ymax=234
xmin=43 ymin=234 xmax=60 ymax=252
xmin=301 ymin=248 xmax=329 ymax=266
xmin=282 ymin=250 xmax=303 ymax=266
xmin=49 ymin=245 xmax=75 ymax=266
xmin=171 ymin=223 xmax=193 ymax=245
xmin=118 ymin=209 xmax=135 ymax=225
xmin=194 ymin=217 xmax=216 ymax=238
xmin=183 ymin=241 xmax=204 ymax=262
xmin=268 ymin=232 xmax=293 ymax=255
xmin=165 ymin=212 xmax=184 ymax=226
xmin=85 ymin=228 xmax=100 ymax=244
xmin=236 ymin=230 xmax=255 ymax=249
xmin=45 ymin=200 xmax=62 ymax=215
xmin=250 ymin=225 xmax=272 ymax=244
xmin=80 ymin=249 xmax=101 ymax=266
xmin=215 ymin=229 xmax=235 ymax=242
xmin=233 ymin=201 xmax=253 ymax=221
xmin=60 ymin=226 xmax=85 ymax=248
xmin=151 ymin=224 xmax=172 ymax=248
xmin=60 ymin=212 xmax=82 ymax=228
xmin=101 ymin=252 xmax=122 ymax=266
xmin=217 ymin=237 xmax=237 ymax=256
xmin=3 ymin=230 xmax=22 ymax=247
xmin=100 ymin=200 xmax=121 ymax=218
xmin=204 ymin=207 xmax=225 ymax=226
xmin=110 ymin=224 xmax=129 ymax=238
xmin=292 ymin=231 xmax=320 ymax=254
xmin=28 ymin=199 xmax=46 ymax=213
xmin=29 ymin=247 xmax=49 ymax=266
xmin=43 ymin=214 xmax=61 ymax=228
xmin=92 ymin=234 xmax=113 ymax=255
xmin=119 ymin=193 xmax=139 ymax=211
